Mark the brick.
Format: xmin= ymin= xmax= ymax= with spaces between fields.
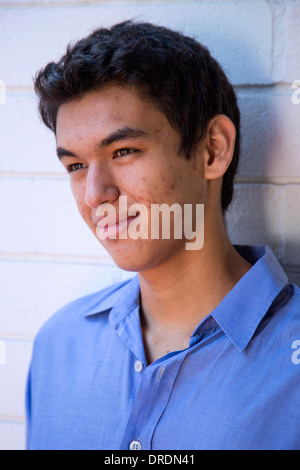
xmin=2 ymin=86 xmax=300 ymax=179
xmin=0 ymin=341 xmax=32 ymax=417
xmin=283 ymin=2 xmax=300 ymax=83
xmin=0 ymin=2 xmax=273 ymax=87
xmin=236 ymin=87 xmax=300 ymax=178
xmin=0 ymin=422 xmax=25 ymax=451
xmin=0 ymin=341 xmax=6 ymax=365
xmin=281 ymin=185 xmax=300 ymax=267
xmin=286 ymin=271 xmax=300 ymax=288
xmin=1 ymin=0 xmax=185 ymax=3
xmin=0 ymin=92 xmax=62 ymax=173
xmin=0 ymin=259 xmax=134 ymax=337
xmin=227 ymin=182 xmax=300 ymax=268
xmin=269 ymin=2 xmax=287 ymax=83
xmin=0 ymin=178 xmax=105 ymax=256
xmin=226 ymin=183 xmax=286 ymax=262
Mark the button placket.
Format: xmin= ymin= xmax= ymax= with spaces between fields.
xmin=121 ymin=352 xmax=189 ymax=450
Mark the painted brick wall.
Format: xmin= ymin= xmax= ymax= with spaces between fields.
xmin=0 ymin=0 xmax=299 ymax=450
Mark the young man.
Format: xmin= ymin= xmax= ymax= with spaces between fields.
xmin=26 ymin=21 xmax=300 ymax=450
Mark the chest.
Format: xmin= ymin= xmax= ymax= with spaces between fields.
xmin=30 ymin=327 xmax=299 ymax=450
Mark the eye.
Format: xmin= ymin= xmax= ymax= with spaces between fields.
xmin=114 ymin=148 xmax=137 ymax=158
xmin=66 ymin=163 xmax=87 ymax=173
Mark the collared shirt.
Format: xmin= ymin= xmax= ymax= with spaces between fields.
xmin=26 ymin=245 xmax=300 ymax=450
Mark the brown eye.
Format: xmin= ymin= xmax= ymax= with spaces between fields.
xmin=114 ymin=148 xmax=136 ymax=158
xmin=66 ymin=163 xmax=86 ymax=173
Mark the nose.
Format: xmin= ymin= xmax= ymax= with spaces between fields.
xmin=85 ymin=162 xmax=119 ymax=209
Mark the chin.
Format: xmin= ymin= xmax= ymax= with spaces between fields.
xmin=103 ymin=241 xmax=152 ymax=272
xmin=99 ymin=238 xmax=184 ymax=273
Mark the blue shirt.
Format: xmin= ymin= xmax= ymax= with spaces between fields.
xmin=26 ymin=245 xmax=300 ymax=450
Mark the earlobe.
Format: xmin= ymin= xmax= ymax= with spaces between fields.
xmin=204 ymin=115 xmax=236 ymax=180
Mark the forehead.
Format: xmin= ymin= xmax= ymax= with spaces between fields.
xmin=56 ymin=85 xmax=173 ymax=148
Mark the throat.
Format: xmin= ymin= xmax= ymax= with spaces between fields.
xmin=141 ymin=315 xmax=191 ymax=364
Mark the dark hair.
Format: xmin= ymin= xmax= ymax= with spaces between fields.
xmin=34 ymin=20 xmax=240 ymax=212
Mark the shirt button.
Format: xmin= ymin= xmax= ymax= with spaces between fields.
xmin=134 ymin=360 xmax=144 ymax=372
xmin=129 ymin=440 xmax=142 ymax=450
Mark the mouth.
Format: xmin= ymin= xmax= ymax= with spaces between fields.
xmin=95 ymin=213 xmax=140 ymax=239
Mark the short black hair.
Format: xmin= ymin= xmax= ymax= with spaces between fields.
xmin=34 ymin=20 xmax=240 ymax=212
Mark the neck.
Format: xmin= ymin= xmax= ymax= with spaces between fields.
xmin=138 ymin=211 xmax=252 ymax=363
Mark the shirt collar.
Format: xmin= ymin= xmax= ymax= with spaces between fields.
xmin=208 ymin=245 xmax=288 ymax=352
xmin=85 ymin=245 xmax=289 ymax=352
xmin=85 ymin=275 xmax=140 ymax=318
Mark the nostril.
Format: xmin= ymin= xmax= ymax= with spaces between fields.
xmin=85 ymin=183 xmax=120 ymax=210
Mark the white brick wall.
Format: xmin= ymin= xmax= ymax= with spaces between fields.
xmin=0 ymin=0 xmax=299 ymax=450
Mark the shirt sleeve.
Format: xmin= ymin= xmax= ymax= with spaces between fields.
xmin=25 ymin=363 xmax=32 ymax=451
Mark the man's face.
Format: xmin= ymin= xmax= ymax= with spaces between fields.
xmin=56 ymin=85 xmax=206 ymax=271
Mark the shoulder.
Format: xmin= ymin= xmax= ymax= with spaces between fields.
xmin=250 ymin=282 xmax=300 ymax=357
xmin=275 ymin=283 xmax=300 ymax=331
xmin=257 ymin=282 xmax=300 ymax=367
xmin=33 ymin=277 xmax=135 ymax=348
xmin=264 ymin=283 xmax=300 ymax=339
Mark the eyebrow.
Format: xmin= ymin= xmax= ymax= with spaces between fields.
xmin=56 ymin=126 xmax=148 ymax=160
xmin=99 ymin=127 xmax=148 ymax=148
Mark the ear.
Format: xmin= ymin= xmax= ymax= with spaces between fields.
xmin=203 ymin=115 xmax=236 ymax=180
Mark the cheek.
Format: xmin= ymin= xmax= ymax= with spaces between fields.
xmin=133 ymin=174 xmax=181 ymax=205
xmin=160 ymin=174 xmax=177 ymax=199
xmin=121 ymin=173 xmax=158 ymax=205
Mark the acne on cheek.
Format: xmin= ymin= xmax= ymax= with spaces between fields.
xmin=132 ymin=177 xmax=156 ymax=203
xmin=159 ymin=173 xmax=178 ymax=197
xmin=133 ymin=184 xmax=159 ymax=205
xmin=137 ymin=193 xmax=158 ymax=204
